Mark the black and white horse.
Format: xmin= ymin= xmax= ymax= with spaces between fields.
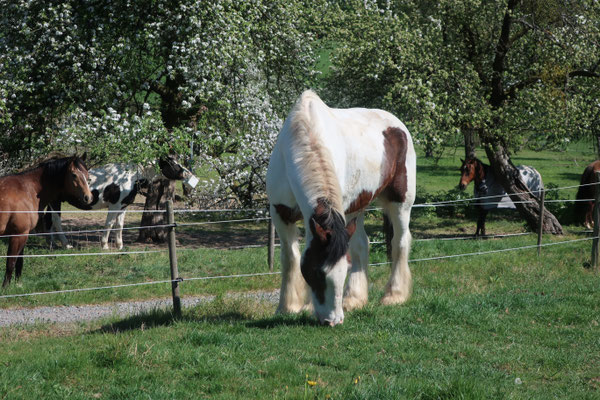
xmin=266 ymin=90 xmax=416 ymax=326
xmin=47 ymin=156 xmax=196 ymax=249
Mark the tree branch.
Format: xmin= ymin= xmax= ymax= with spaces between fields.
xmin=568 ymin=69 xmax=600 ymax=79
xmin=505 ymin=75 xmax=541 ymax=99
xmin=490 ymin=0 xmax=519 ymax=107
xmin=461 ymin=23 xmax=488 ymax=85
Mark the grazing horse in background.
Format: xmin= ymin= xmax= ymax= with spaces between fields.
xmin=0 ymin=155 xmax=93 ymax=287
xmin=46 ymin=155 xmax=195 ymax=250
xmin=458 ymin=157 xmax=543 ymax=236
xmin=267 ymin=90 xmax=416 ymax=326
xmin=575 ymin=160 xmax=600 ymax=229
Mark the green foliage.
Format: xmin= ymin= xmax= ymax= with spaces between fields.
xmin=0 ymin=0 xmax=318 ymax=180
xmin=322 ymin=0 xmax=600 ymax=158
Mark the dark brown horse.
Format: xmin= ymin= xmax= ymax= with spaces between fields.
xmin=0 ymin=154 xmax=93 ymax=287
xmin=575 ymin=160 xmax=600 ymax=229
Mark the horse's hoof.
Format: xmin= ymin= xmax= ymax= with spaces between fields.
xmin=343 ymin=295 xmax=367 ymax=311
xmin=381 ymin=292 xmax=410 ymax=306
xmin=276 ymin=303 xmax=310 ymax=314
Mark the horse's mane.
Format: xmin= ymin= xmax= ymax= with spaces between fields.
xmin=289 ymin=90 xmax=344 ymax=215
xmin=14 ymin=154 xmax=88 ymax=187
xmin=465 ymin=157 xmax=488 ymax=168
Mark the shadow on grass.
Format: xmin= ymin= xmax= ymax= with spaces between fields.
xmin=94 ymin=309 xmax=177 ymax=334
xmin=559 ymin=171 xmax=584 ymax=181
xmin=93 ymin=310 xmax=318 ymax=334
xmin=92 ymin=297 xmax=306 ymax=334
xmin=246 ymin=313 xmax=319 ymax=329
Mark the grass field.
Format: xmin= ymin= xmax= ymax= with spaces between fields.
xmin=0 ymin=142 xmax=599 ymax=399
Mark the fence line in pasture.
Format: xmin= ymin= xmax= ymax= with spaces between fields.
xmin=0 ymin=249 xmax=165 ymax=259
xmin=176 ymin=217 xmax=271 ymax=227
xmin=0 ymin=223 xmax=176 ymax=239
xmin=368 ymin=235 xmax=599 ymax=266
xmin=1 ymin=180 xmax=598 ymax=310
xmin=0 ymin=235 xmax=595 ymax=300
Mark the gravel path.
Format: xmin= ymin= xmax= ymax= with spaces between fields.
xmin=0 ymin=290 xmax=280 ymax=327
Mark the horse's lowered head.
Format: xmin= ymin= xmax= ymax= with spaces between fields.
xmin=458 ymin=157 xmax=485 ymax=191
xmin=302 ymin=198 xmax=356 ymax=326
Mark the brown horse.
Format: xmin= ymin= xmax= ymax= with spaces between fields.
xmin=575 ymin=160 xmax=600 ymax=229
xmin=0 ymin=154 xmax=93 ymax=287
xmin=459 ymin=157 xmax=543 ymax=236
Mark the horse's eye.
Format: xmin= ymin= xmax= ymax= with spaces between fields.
xmin=72 ymin=173 xmax=77 ymax=179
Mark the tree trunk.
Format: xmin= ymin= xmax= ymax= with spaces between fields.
xmin=483 ymin=143 xmax=563 ymax=234
xmin=463 ymin=128 xmax=477 ymax=159
xmin=137 ymin=177 xmax=176 ymax=243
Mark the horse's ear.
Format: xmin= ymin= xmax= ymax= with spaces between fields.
xmin=310 ymin=218 xmax=330 ymax=243
xmin=346 ymin=218 xmax=357 ymax=238
xmin=81 ymin=152 xmax=87 ymax=162
xmin=460 ymin=158 xmax=464 ymax=164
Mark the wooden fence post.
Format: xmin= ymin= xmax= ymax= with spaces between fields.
xmin=268 ymin=219 xmax=275 ymax=272
xmin=537 ymin=189 xmax=545 ymax=257
xmin=166 ymin=200 xmax=182 ymax=317
xmin=592 ymin=172 xmax=600 ymax=273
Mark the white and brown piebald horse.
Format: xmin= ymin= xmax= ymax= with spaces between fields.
xmin=45 ymin=156 xmax=195 ymax=250
xmin=266 ymin=90 xmax=416 ymax=326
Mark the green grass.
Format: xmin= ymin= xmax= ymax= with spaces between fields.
xmin=0 ymin=142 xmax=599 ymax=398
xmin=0 ymin=237 xmax=599 ymax=399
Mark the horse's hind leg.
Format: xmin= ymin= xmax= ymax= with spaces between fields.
xmin=50 ymin=204 xmax=72 ymax=249
xmin=15 ymin=247 xmax=24 ymax=281
xmin=3 ymin=236 xmax=27 ymax=288
xmin=343 ymin=213 xmax=369 ymax=311
xmin=271 ymin=205 xmax=310 ymax=314
xmin=381 ymin=203 xmax=412 ymax=305
xmin=585 ymin=204 xmax=594 ymax=230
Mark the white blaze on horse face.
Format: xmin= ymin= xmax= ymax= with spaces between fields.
xmin=312 ymin=256 xmax=348 ymax=326
xmin=68 ymin=161 xmax=93 ymax=205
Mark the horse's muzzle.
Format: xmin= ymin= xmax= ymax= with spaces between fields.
xmin=458 ymin=183 xmax=466 ymax=191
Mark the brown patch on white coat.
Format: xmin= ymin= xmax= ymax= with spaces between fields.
xmin=345 ymin=127 xmax=409 ymax=214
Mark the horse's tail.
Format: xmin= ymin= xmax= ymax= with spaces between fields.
xmin=289 ymin=90 xmax=343 ymax=214
xmin=575 ymin=163 xmax=596 ymax=223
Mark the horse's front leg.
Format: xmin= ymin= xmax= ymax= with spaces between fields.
xmin=3 ymin=236 xmax=28 ymax=288
xmin=115 ymin=211 xmax=126 ymax=250
xmin=271 ymin=205 xmax=310 ymax=314
xmin=343 ymin=214 xmax=369 ymax=311
xmin=381 ymin=204 xmax=412 ymax=305
xmin=475 ymin=208 xmax=488 ymax=237
xmin=101 ymin=208 xmax=120 ymax=250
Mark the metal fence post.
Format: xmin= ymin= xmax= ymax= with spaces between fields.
xmin=592 ymin=172 xmax=600 ymax=273
xmin=268 ymin=219 xmax=275 ymax=272
xmin=166 ymin=200 xmax=181 ymax=317
xmin=537 ymin=189 xmax=545 ymax=257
